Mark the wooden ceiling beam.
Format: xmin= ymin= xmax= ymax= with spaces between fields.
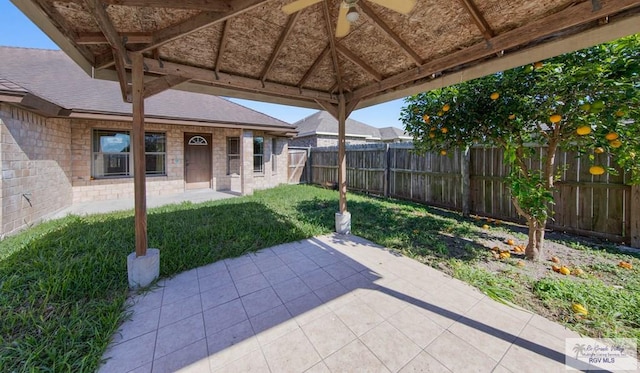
xmin=75 ymin=32 xmax=153 ymax=45
xmin=101 ymin=0 xmax=232 ymax=12
xmin=297 ymin=44 xmax=330 ymax=88
xmin=358 ymin=2 xmax=422 ymax=65
xmin=457 ymin=0 xmax=494 ymax=40
xmin=215 ymin=20 xmax=231 ymax=75
xmin=143 ymin=75 xmax=190 ymax=99
xmin=261 ymin=12 xmax=300 ymax=82
xmin=135 ymin=57 xmax=338 ymax=103
xmin=322 ymin=0 xmax=344 ymax=94
xmin=352 ymin=0 xmax=640 ymax=101
xmin=112 ymin=48 xmax=131 ymax=102
xmin=83 ymin=0 xmax=129 ymax=61
xmin=335 ymin=44 xmax=382 ymax=82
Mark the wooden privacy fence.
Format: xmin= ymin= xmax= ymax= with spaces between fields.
xmin=288 ymin=147 xmax=310 ymax=184
xmin=305 ymin=144 xmax=639 ymax=247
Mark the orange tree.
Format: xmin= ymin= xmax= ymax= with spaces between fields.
xmin=400 ymin=35 xmax=640 ymax=261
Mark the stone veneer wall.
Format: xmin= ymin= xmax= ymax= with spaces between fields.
xmin=70 ymin=119 xmax=246 ymax=202
xmin=0 ymin=104 xmax=72 ymax=235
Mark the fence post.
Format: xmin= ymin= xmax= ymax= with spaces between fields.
xmin=306 ymin=147 xmax=312 ymax=184
xmin=384 ymin=144 xmax=390 ymax=197
xmin=460 ymin=146 xmax=471 ymax=217
xmin=631 ymin=184 xmax=640 ymax=248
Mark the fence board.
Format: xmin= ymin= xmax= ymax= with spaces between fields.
xmin=302 ymin=144 xmax=633 ymax=244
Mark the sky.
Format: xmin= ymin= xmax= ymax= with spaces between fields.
xmin=0 ymin=1 xmax=409 ymax=128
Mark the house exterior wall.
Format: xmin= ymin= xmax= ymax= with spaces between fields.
xmin=0 ymin=104 xmax=72 ymax=235
xmin=290 ymin=134 xmax=377 ymax=148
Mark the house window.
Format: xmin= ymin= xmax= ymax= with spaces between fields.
xmin=271 ymin=138 xmax=278 ymax=174
xmin=227 ymin=137 xmax=240 ymax=175
xmin=254 ymin=136 xmax=264 ymax=173
xmin=92 ymin=130 xmax=166 ymax=178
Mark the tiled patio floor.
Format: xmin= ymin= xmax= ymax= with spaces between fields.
xmin=98 ymin=234 xmax=591 ymax=373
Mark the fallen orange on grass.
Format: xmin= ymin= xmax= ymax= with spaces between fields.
xmin=559 ymin=266 xmax=571 ymax=275
xmin=618 ymin=261 xmax=633 ymax=270
xmin=506 ymin=239 xmax=515 ymax=246
xmin=572 ymin=303 xmax=588 ymax=316
xmin=551 ymin=256 xmax=561 ymax=263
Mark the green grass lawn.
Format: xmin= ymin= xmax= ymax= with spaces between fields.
xmin=1 ymin=184 xmax=638 ymax=371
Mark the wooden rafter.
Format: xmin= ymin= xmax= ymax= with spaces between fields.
xmin=215 ymin=20 xmax=231 ymax=75
xmin=83 ymin=0 xmax=129 ymax=61
xmin=297 ymin=44 xmax=330 ymax=88
xmin=112 ymin=48 xmax=131 ymax=102
xmin=101 ymin=0 xmax=232 ymax=12
xmin=335 ymin=44 xmax=382 ymax=82
xmin=75 ymin=32 xmax=153 ymax=45
xmin=135 ymin=57 xmax=338 ymax=103
xmin=352 ymin=0 xmax=640 ymax=100
xmin=457 ymin=0 xmax=494 ymax=40
xmin=143 ymin=75 xmax=190 ymax=99
xmin=322 ymin=0 xmax=343 ymax=94
xmin=358 ymin=2 xmax=422 ymax=65
xmin=261 ymin=12 xmax=300 ymax=82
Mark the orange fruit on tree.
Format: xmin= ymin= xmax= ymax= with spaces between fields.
xmin=441 ymin=127 xmax=448 ymax=134
xmin=437 ymin=110 xmax=444 ymax=116
xmin=589 ymin=165 xmax=605 ymax=175
xmin=615 ymin=110 xmax=624 ymax=117
xmin=594 ymin=147 xmax=605 ymax=154
xmin=429 ymin=132 xmax=436 ymax=139
xmin=549 ymin=114 xmax=562 ymax=123
xmin=508 ymin=114 xmax=516 ymax=120
xmin=609 ymin=139 xmax=622 ymax=148
xmin=490 ymin=92 xmax=499 ymax=100
xmin=605 ymin=132 xmax=619 ymax=141
xmin=576 ymin=126 xmax=591 ymax=135
xmin=442 ymin=103 xmax=450 ymax=112
xmin=422 ymin=114 xmax=430 ymax=123
xmin=440 ymin=149 xmax=447 ymax=156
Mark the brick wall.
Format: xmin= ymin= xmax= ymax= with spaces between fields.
xmin=0 ymin=104 xmax=72 ymax=235
xmin=252 ymin=133 xmax=289 ymax=191
xmin=290 ymin=135 xmax=378 ymax=148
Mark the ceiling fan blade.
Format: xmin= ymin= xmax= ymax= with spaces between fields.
xmin=282 ymin=0 xmax=323 ymax=14
xmin=366 ymin=0 xmax=416 ymax=14
xmin=335 ymin=5 xmax=350 ymax=38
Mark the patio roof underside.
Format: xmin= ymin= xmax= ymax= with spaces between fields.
xmin=13 ymin=0 xmax=640 ymax=111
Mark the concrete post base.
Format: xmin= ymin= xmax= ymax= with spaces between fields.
xmin=335 ymin=212 xmax=351 ymax=234
xmin=127 ymin=248 xmax=160 ymax=289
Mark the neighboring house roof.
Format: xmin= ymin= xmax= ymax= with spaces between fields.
xmin=293 ymin=111 xmax=410 ymax=142
xmin=378 ymin=126 xmax=412 ymax=142
xmin=294 ymin=111 xmax=381 ymax=140
xmin=0 ymin=46 xmax=294 ymax=132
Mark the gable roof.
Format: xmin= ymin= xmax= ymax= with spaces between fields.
xmin=378 ymin=126 xmax=412 ymax=141
xmin=293 ymin=111 xmax=381 ymax=140
xmin=0 ymin=46 xmax=294 ymax=132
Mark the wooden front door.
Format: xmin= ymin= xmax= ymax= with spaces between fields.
xmin=184 ymin=134 xmax=212 ymax=189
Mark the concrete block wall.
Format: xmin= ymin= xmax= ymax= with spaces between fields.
xmin=0 ymin=104 xmax=72 ymax=235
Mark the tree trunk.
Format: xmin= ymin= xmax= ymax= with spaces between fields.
xmin=525 ymin=217 xmax=546 ymax=261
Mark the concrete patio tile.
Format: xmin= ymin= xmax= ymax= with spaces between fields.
xmin=323 ymin=261 xmax=358 ymax=281
xmin=299 ymin=268 xmax=336 ymax=290
xmin=127 ymin=288 xmax=164 ymax=314
xmin=323 ymin=339 xmax=389 ymax=373
xmin=128 ymin=362 xmax=152 ymax=373
xmin=425 ymin=331 xmax=498 ymax=372
xmin=158 ymin=293 xmax=202 ymax=328
xmin=200 ymin=282 xmax=239 ymax=311
xmin=251 ymin=255 xmax=286 ymax=272
xmin=526 ymin=314 xmax=581 ymax=340
xmin=196 ymin=260 xmax=228 ymax=279
xmin=490 ymin=365 xmax=514 ymax=373
xmin=262 ymin=265 xmax=297 ymax=286
xmin=233 ymin=272 xmax=270 ymax=296
xmin=357 ymin=288 xmax=408 ymax=319
xmin=285 ymin=291 xmax=331 ymax=326
xmin=360 ymin=321 xmax=422 ymax=372
xmin=273 ymin=247 xmax=308 ymax=263
xmin=307 ymin=252 xmax=342 ymax=267
xmin=198 ymin=269 xmax=234 ymax=293
xmin=250 ymin=248 xmax=278 ymax=260
xmin=272 ymin=275 xmax=313 ymax=303
xmin=98 ymin=331 xmax=157 ymax=373
xmin=305 ymin=361 xmax=331 ymax=373
xmin=422 ymin=283 xmax=483 ymax=315
xmin=240 ymin=286 xmax=283 ymax=318
xmin=313 ymin=280 xmax=351 ymax=306
xmin=262 ymin=328 xmax=321 ymax=372
xmin=208 ymin=330 xmax=261 ymax=371
xmin=206 ymin=319 xmax=256 ymax=355
xmin=250 ymin=306 xmax=299 ymax=346
xmin=387 ymin=305 xmax=446 ymax=349
xmin=300 ymin=311 xmax=356 ymax=358
xmin=224 ymin=255 xmax=254 ymax=269
xmin=154 ymin=313 xmax=205 ymax=360
xmin=151 ymin=338 xmax=208 ymax=373
xmin=111 ymin=306 xmax=161 ymax=345
xmin=398 ymin=351 xmax=452 ymax=373
xmin=334 ymin=298 xmax=385 ymax=336
xmin=227 ymin=262 xmax=261 ymax=281
xmin=288 ymin=257 xmax=321 ymax=275
xmin=499 ymin=323 xmax=568 ymax=373
xmin=203 ymin=298 xmax=248 ymax=335
xmin=339 ymin=271 xmax=380 ymax=292
xmin=211 ymin=348 xmax=269 ymax=373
